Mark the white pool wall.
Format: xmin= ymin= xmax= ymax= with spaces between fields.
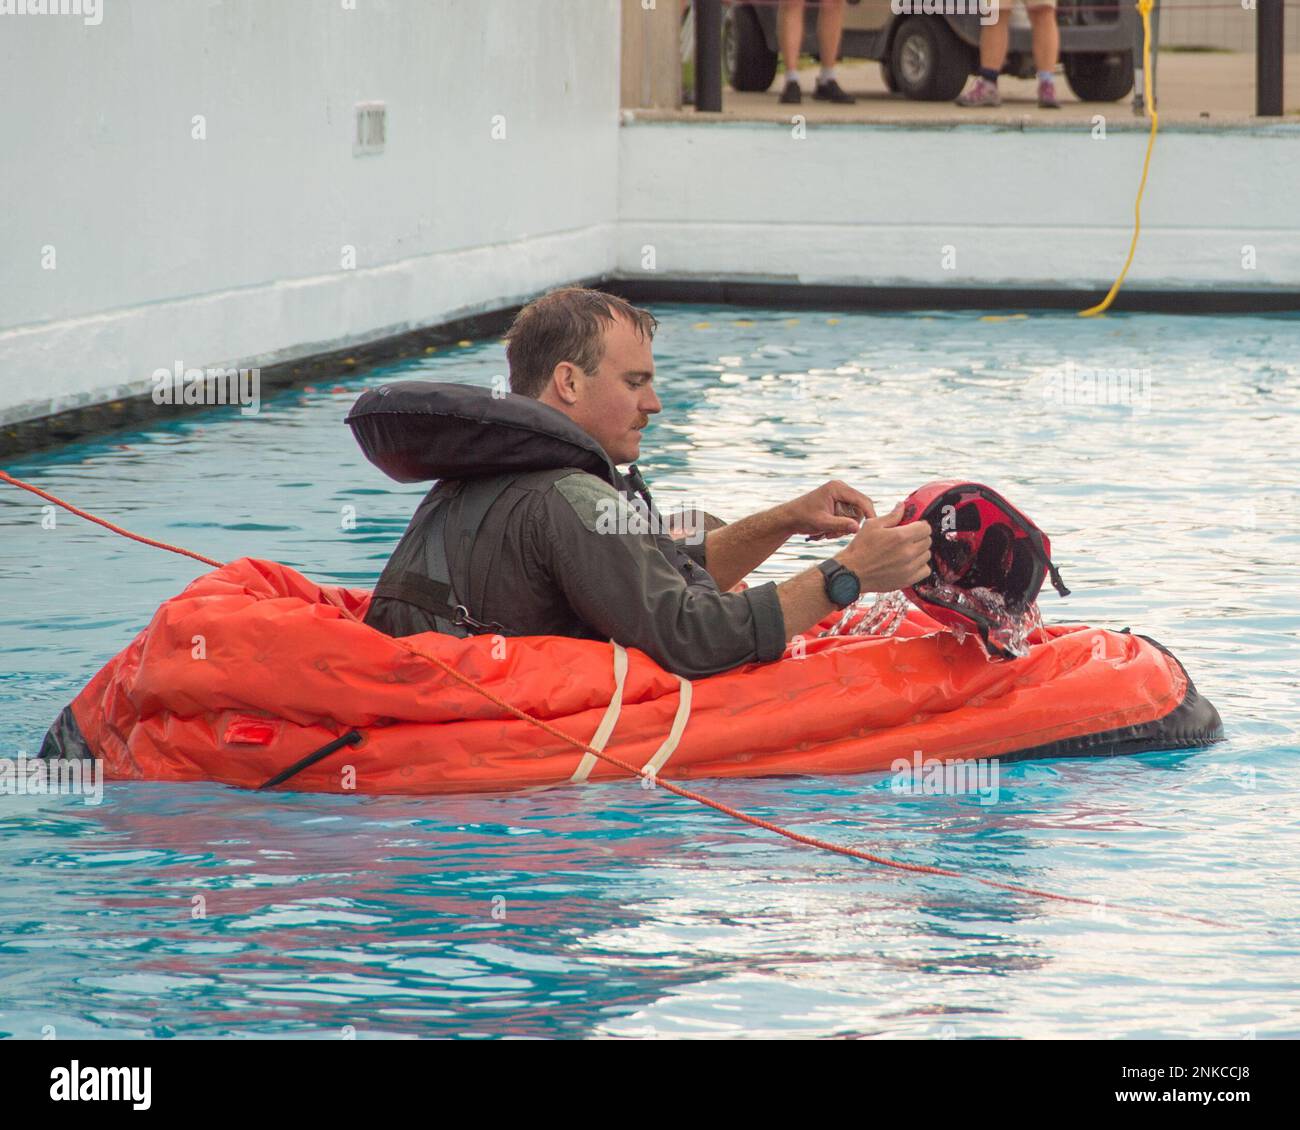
xmin=2 ymin=1 xmax=1298 ymax=429
xmin=616 ymin=119 xmax=1300 ymax=293
xmin=0 ymin=0 xmax=620 ymax=427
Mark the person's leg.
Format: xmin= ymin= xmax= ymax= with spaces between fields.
xmin=778 ymin=0 xmax=805 ymax=102
xmin=779 ymin=0 xmax=804 ymax=78
xmin=981 ymin=8 xmax=1011 ymax=74
xmin=813 ymin=0 xmax=854 ymax=102
xmin=958 ymin=7 xmax=1009 ymax=106
xmin=1028 ymin=6 xmax=1060 ymax=108
xmin=817 ymin=0 xmax=844 ymax=73
xmin=1028 ymin=7 xmax=1059 ymax=73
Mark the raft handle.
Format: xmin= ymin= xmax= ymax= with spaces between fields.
xmin=258 ymin=730 xmax=364 ymax=791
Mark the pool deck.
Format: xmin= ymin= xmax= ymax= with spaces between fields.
xmin=637 ymin=52 xmax=1300 ymax=130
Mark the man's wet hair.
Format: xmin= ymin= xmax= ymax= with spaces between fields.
xmin=506 ymin=287 xmax=658 ymax=399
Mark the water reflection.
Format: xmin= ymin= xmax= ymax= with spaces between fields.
xmin=1 ymin=307 xmax=1297 ymax=1038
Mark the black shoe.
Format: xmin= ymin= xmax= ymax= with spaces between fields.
xmin=779 ymin=78 xmax=801 ymax=105
xmin=813 ymin=78 xmax=855 ymax=104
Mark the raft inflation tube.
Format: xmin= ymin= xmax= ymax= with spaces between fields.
xmin=40 ymin=382 xmax=1223 ymax=795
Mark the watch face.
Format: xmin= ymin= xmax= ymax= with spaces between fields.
xmin=829 ymin=570 xmax=859 ymax=607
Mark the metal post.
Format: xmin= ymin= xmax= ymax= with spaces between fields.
xmin=1256 ymin=0 xmax=1284 ymax=117
xmin=695 ymin=0 xmax=722 ymax=112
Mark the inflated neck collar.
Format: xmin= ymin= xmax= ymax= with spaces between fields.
xmin=347 ymin=380 xmax=620 ymax=486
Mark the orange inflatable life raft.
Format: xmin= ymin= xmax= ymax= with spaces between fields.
xmin=40 ymin=556 xmax=1222 ymax=795
xmin=38 ymin=382 xmax=1222 ymax=793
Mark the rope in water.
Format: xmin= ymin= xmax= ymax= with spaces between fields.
xmin=0 ymin=469 xmax=223 ymax=568
xmin=0 ymin=466 xmax=1222 ymax=927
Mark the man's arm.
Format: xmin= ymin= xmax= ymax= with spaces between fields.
xmin=537 ymin=476 xmax=930 ymax=679
xmin=704 ymin=479 xmax=879 ymax=591
xmin=539 ymin=475 xmax=787 ymax=679
xmin=775 ymin=502 xmax=932 ymax=643
xmin=698 ymin=505 xmax=792 ymax=592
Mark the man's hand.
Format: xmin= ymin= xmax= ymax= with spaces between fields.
xmin=780 ymin=480 xmax=877 ymax=540
xmin=774 ymin=501 xmax=933 ymax=645
xmin=838 ymin=502 xmax=932 ymax=593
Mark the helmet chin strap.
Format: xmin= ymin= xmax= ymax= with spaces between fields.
xmin=1025 ymin=533 xmax=1071 ymax=597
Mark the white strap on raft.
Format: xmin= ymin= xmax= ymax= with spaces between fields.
xmin=570 ymin=642 xmax=629 ymax=783
xmin=569 ymin=642 xmax=694 ymax=784
xmin=642 ymin=676 xmax=692 ymax=777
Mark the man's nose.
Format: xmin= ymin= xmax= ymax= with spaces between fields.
xmin=642 ymin=386 xmax=662 ymax=415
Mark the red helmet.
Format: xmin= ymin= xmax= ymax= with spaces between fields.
xmin=901 ymin=481 xmax=1069 ymax=658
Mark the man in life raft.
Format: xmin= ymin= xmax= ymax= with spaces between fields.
xmin=358 ymin=287 xmax=932 ymax=679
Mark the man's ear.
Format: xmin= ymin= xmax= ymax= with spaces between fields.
xmin=548 ymin=362 xmax=581 ymax=406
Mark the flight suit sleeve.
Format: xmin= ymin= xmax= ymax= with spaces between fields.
xmin=534 ymin=473 xmax=786 ymax=679
xmin=677 ymin=536 xmax=708 ymax=571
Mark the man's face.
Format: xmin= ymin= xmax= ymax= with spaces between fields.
xmin=541 ymin=314 xmax=661 ymax=466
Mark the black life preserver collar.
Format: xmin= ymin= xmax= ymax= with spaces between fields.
xmin=346 ymin=380 xmax=620 ymax=486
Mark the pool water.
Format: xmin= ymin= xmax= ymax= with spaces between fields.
xmin=1 ymin=306 xmax=1297 ymax=1039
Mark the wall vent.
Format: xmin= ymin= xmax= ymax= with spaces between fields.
xmin=354 ymin=102 xmax=386 ymax=157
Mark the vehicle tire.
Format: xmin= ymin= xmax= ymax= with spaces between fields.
xmin=723 ymin=4 xmax=778 ymax=93
xmin=889 ymin=17 xmax=972 ymax=102
xmin=881 ymin=59 xmax=898 ymax=94
xmin=1063 ymin=51 xmax=1135 ymax=102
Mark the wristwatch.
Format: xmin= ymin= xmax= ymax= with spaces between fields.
xmin=817 ymin=560 xmax=861 ymax=609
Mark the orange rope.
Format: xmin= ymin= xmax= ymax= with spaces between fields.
xmin=1 ymin=467 xmax=1221 ymax=928
xmin=0 ymin=469 xmax=223 ymax=569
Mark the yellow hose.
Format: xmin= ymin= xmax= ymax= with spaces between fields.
xmin=1080 ymin=0 xmax=1158 ymax=318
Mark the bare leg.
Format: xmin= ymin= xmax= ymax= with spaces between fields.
xmin=980 ymin=8 xmax=1011 ymax=72
xmin=779 ymin=0 xmax=805 ymax=76
xmin=1027 ymin=7 xmax=1060 ymax=71
xmin=817 ymin=0 xmax=845 ymax=68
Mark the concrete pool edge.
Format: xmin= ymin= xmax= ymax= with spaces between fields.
xmin=623 ymin=109 xmax=1300 ymax=138
xmin=603 ymin=278 xmax=1300 ymax=314
xmin=0 ymin=301 xmax=528 ymax=460
xmin=3 ymin=279 xmax=1297 ymax=460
